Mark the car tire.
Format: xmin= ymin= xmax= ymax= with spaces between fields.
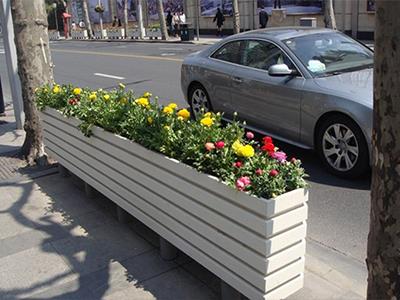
xmin=316 ymin=115 xmax=369 ymax=178
xmin=188 ymin=84 xmax=212 ymax=119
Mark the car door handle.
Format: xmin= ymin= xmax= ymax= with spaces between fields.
xmin=232 ymin=76 xmax=243 ymax=83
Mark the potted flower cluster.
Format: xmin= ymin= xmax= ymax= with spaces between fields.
xmin=36 ymin=84 xmax=309 ymax=300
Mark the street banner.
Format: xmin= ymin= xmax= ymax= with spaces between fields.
xmin=200 ymin=0 xmax=232 ymax=17
xmin=257 ymin=0 xmax=322 ymax=15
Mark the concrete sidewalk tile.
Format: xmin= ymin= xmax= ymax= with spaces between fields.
xmin=0 ymin=243 xmax=78 ymax=299
xmin=128 ymin=217 xmax=160 ymax=248
xmin=50 ymin=222 xmax=153 ymax=276
xmin=0 ymin=230 xmax=49 ymax=259
xmin=180 ymin=260 xmax=221 ymax=295
xmin=0 ymin=213 xmax=37 ymax=240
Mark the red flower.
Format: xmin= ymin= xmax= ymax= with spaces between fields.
xmin=233 ymin=161 xmax=243 ymax=168
xmin=215 ymin=141 xmax=225 ymax=149
xmin=263 ymin=136 xmax=273 ymax=144
xmin=255 ymin=169 xmax=263 ymax=176
xmin=261 ymin=142 xmax=275 ymax=153
xmin=68 ymin=98 xmax=78 ymax=105
xmin=269 ymin=169 xmax=279 ymax=177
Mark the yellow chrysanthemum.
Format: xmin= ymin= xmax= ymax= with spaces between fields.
xmin=143 ymin=92 xmax=152 ymax=98
xmin=53 ymin=86 xmax=60 ymax=94
xmin=119 ymin=83 xmax=126 ymax=89
xmin=200 ymin=117 xmax=214 ymax=127
xmin=120 ymin=97 xmax=128 ymax=105
xmin=135 ymin=97 xmax=150 ymax=108
xmin=232 ymin=140 xmax=243 ymax=155
xmin=239 ymin=145 xmax=255 ymax=158
xmin=177 ymin=109 xmax=190 ymax=120
xmin=89 ymin=93 xmax=97 ymax=101
xmin=73 ymin=88 xmax=82 ymax=95
xmin=167 ymin=103 xmax=178 ymax=110
xmin=103 ymin=94 xmax=110 ymax=101
xmin=204 ymin=112 xmax=212 ymax=118
xmin=147 ymin=117 xmax=153 ymax=125
xmin=163 ymin=106 xmax=174 ymax=115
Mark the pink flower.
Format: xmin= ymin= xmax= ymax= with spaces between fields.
xmin=271 ymin=151 xmax=287 ymax=162
xmin=205 ymin=142 xmax=215 ymax=151
xmin=233 ymin=161 xmax=243 ymax=168
xmin=269 ymin=169 xmax=279 ymax=177
xmin=236 ymin=176 xmax=251 ymax=191
xmin=215 ymin=141 xmax=225 ymax=149
xmin=291 ymin=157 xmax=297 ymax=164
xmin=255 ymin=168 xmax=263 ymax=176
xmin=246 ymin=131 xmax=254 ymax=140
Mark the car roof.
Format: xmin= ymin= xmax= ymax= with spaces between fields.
xmin=229 ymin=27 xmax=336 ymax=41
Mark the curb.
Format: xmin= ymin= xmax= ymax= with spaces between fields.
xmin=52 ymin=38 xmax=217 ymax=46
xmin=305 ymin=238 xmax=367 ymax=298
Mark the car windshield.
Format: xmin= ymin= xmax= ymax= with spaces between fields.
xmin=283 ymin=32 xmax=373 ymax=77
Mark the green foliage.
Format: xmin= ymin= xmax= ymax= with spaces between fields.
xmin=35 ymin=84 xmax=307 ymax=199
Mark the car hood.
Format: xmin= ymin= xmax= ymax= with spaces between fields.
xmin=313 ymin=68 xmax=373 ymax=108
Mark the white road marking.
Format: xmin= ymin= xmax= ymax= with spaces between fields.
xmin=159 ymin=47 xmax=184 ymax=51
xmin=0 ymin=50 xmax=4 ymax=54
xmin=94 ymin=73 xmax=126 ymax=80
xmin=161 ymin=53 xmax=176 ymax=56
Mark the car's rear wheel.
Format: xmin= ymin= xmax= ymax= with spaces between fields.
xmin=188 ymin=84 xmax=212 ymax=119
xmin=316 ymin=115 xmax=369 ymax=178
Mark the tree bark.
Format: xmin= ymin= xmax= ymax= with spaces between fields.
xmin=232 ymin=0 xmax=240 ymax=34
xmin=324 ymin=0 xmax=337 ymax=30
xmin=10 ymin=0 xmax=54 ymax=165
xmin=123 ymin=0 xmax=128 ymax=38
xmin=82 ymin=0 xmax=93 ymax=38
xmin=367 ymin=1 xmax=400 ymax=299
xmin=137 ymin=0 xmax=145 ymax=39
xmin=156 ymin=0 xmax=168 ymax=40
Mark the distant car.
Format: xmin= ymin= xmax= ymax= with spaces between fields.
xmin=181 ymin=27 xmax=373 ymax=178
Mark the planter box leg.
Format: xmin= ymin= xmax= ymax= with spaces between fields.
xmin=116 ymin=206 xmax=130 ymax=223
xmin=84 ymin=182 xmax=95 ymax=198
xmin=159 ymin=237 xmax=178 ymax=260
xmin=221 ymin=281 xmax=242 ymax=300
xmin=58 ymin=164 xmax=69 ymax=177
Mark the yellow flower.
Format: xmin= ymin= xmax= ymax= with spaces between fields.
xmin=53 ymin=86 xmax=60 ymax=94
xmin=135 ymin=97 xmax=149 ymax=108
xmin=120 ymin=97 xmax=128 ymax=105
xmin=177 ymin=116 xmax=184 ymax=121
xmin=147 ymin=117 xmax=153 ymax=125
xmin=143 ymin=92 xmax=152 ymax=98
xmin=177 ymin=108 xmax=190 ymax=120
xmin=73 ymin=88 xmax=82 ymax=95
xmin=167 ymin=103 xmax=178 ymax=110
xmin=232 ymin=140 xmax=243 ymax=155
xmin=103 ymin=94 xmax=110 ymax=101
xmin=204 ymin=112 xmax=212 ymax=118
xmin=239 ymin=145 xmax=255 ymax=158
xmin=119 ymin=83 xmax=126 ymax=89
xmin=163 ymin=106 xmax=174 ymax=115
xmin=200 ymin=117 xmax=214 ymax=127
xmin=89 ymin=93 xmax=97 ymax=101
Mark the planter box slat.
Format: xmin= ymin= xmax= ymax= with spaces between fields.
xmin=41 ymin=109 xmax=308 ymax=300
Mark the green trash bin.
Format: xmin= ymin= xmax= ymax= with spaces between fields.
xmin=180 ymin=23 xmax=194 ymax=41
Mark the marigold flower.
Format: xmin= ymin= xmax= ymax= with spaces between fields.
xmin=73 ymin=88 xmax=82 ymax=95
xmin=147 ymin=117 xmax=153 ymax=125
xmin=163 ymin=106 xmax=174 ymax=115
xmin=205 ymin=142 xmax=215 ymax=151
xmin=215 ymin=141 xmax=225 ymax=149
xmin=135 ymin=97 xmax=149 ymax=108
xmin=167 ymin=103 xmax=178 ymax=110
xmin=143 ymin=92 xmax=152 ymax=98
xmin=53 ymin=86 xmax=61 ymax=94
xmin=89 ymin=93 xmax=97 ymax=101
xmin=236 ymin=176 xmax=251 ymax=191
xmin=269 ymin=169 xmax=279 ymax=177
xmin=246 ymin=131 xmax=254 ymax=140
xmin=177 ymin=109 xmax=190 ymax=120
xmin=119 ymin=83 xmax=126 ymax=89
xmin=200 ymin=117 xmax=213 ymax=127
xmin=103 ymin=94 xmax=110 ymax=101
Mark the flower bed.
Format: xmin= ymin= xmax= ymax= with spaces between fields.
xmin=37 ymin=84 xmax=308 ymax=300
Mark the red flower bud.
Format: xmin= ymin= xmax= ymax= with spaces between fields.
xmin=269 ymin=169 xmax=279 ymax=177
xmin=215 ymin=141 xmax=225 ymax=149
xmin=233 ymin=161 xmax=243 ymax=168
xmin=255 ymin=168 xmax=263 ymax=176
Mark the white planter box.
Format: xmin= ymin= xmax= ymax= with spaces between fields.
xmin=146 ymin=28 xmax=162 ymax=39
xmin=48 ymin=30 xmax=60 ymax=40
xmin=93 ymin=29 xmax=107 ymax=39
xmin=71 ymin=30 xmax=88 ymax=39
xmin=127 ymin=28 xmax=142 ymax=39
xmin=106 ymin=28 xmax=125 ymax=39
xmin=40 ymin=108 xmax=308 ymax=300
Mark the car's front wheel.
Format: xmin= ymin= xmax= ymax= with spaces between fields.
xmin=316 ymin=115 xmax=369 ymax=178
xmin=188 ymin=84 xmax=212 ymax=119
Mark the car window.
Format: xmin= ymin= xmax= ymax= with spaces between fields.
xmin=241 ymin=40 xmax=295 ymax=71
xmin=211 ymin=41 xmax=242 ymax=64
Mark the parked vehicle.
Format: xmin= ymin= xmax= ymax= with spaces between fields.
xmin=181 ymin=27 xmax=373 ymax=178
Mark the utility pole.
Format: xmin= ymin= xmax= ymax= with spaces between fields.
xmin=0 ymin=0 xmax=24 ymax=129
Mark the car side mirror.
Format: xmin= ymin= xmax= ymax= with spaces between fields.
xmin=268 ymin=64 xmax=299 ymax=77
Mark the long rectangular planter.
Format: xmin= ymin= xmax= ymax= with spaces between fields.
xmin=106 ymin=28 xmax=125 ymax=39
xmin=40 ymin=108 xmax=308 ymax=300
xmin=71 ymin=30 xmax=88 ymax=40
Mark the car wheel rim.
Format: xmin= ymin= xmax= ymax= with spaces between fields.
xmin=191 ymin=89 xmax=209 ymax=117
xmin=322 ymin=124 xmax=359 ymax=172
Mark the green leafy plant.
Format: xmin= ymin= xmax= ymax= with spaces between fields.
xmin=36 ymin=84 xmax=307 ymax=199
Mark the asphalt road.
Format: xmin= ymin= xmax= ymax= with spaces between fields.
xmin=0 ymin=39 xmax=371 ymax=264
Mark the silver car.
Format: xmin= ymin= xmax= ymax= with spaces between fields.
xmin=181 ymin=27 xmax=373 ymax=178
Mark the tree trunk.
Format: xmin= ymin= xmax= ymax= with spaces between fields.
xmin=156 ymin=0 xmax=168 ymax=40
xmin=123 ymin=0 xmax=128 ymax=38
xmin=82 ymin=0 xmax=93 ymax=38
xmin=366 ymin=1 xmax=400 ymax=299
xmin=10 ymin=0 xmax=54 ymax=165
xmin=137 ymin=0 xmax=145 ymax=39
xmin=324 ymin=0 xmax=337 ymax=30
xmin=232 ymin=0 xmax=240 ymax=34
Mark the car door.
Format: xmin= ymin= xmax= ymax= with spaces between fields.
xmin=229 ymin=39 xmax=305 ymax=143
xmin=206 ymin=40 xmax=244 ymax=116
